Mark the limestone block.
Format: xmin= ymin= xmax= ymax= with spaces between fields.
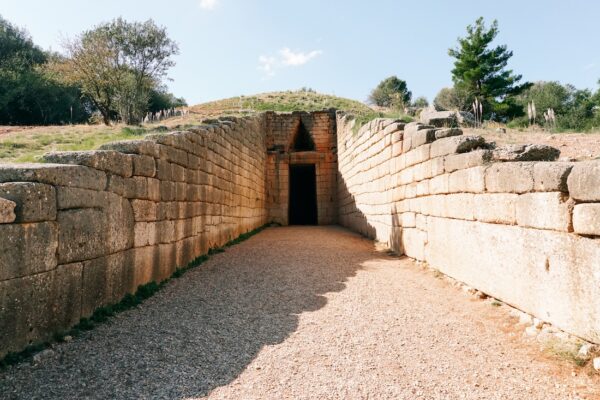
xmin=430 ymin=136 xmax=486 ymax=158
xmin=0 ymin=263 xmax=82 ymax=357
xmin=156 ymin=160 xmax=173 ymax=181
xmin=474 ymin=193 xmax=518 ymax=225
xmin=383 ymin=122 xmax=405 ymax=136
xmin=132 ymin=155 xmax=156 ymax=177
xmin=99 ymin=140 xmax=160 ymax=158
xmin=43 ymin=150 xmax=133 ymax=178
xmin=0 ymin=197 xmax=16 ymax=223
xmin=402 ymin=228 xmax=426 ymax=261
xmin=444 ymin=193 xmax=475 ymax=220
xmin=516 ymin=192 xmax=572 ymax=232
xmin=485 ymin=162 xmax=534 ymax=193
xmin=106 ymin=195 xmax=134 ymax=253
xmin=492 ymin=144 xmax=560 ymax=162
xmin=0 ymin=182 xmax=56 ymax=222
xmin=58 ymin=209 xmax=106 ymax=263
xmin=533 ymin=162 xmax=573 ymax=192
xmin=106 ymin=175 xmax=136 ymax=198
xmin=131 ymin=199 xmax=158 ymax=222
xmin=424 ymin=217 xmax=600 ymax=344
xmin=0 ymin=164 xmax=106 ymax=191
xmin=448 ymin=166 xmax=486 ymax=193
xmin=434 ymin=128 xmax=463 ymax=140
xmin=405 ymin=145 xmax=431 ymax=167
xmin=573 ymin=204 xmax=600 ymax=236
xmin=0 ymin=222 xmax=57 ymax=280
xmin=567 ymin=161 xmax=600 ymax=201
xmin=444 ymin=150 xmax=492 ymax=173
xmin=158 ymin=145 xmax=189 ymax=167
xmin=401 ymin=212 xmax=416 ymax=228
xmin=429 ymin=174 xmax=449 ymax=195
xmin=160 ymin=181 xmax=176 ymax=202
xmin=57 ymin=187 xmax=107 ymax=209
xmin=416 ymin=213 xmax=428 ymax=231
xmin=411 ymin=129 xmax=437 ymax=148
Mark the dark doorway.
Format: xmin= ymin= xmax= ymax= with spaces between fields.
xmin=289 ymin=164 xmax=318 ymax=225
xmin=291 ymin=122 xmax=315 ymax=152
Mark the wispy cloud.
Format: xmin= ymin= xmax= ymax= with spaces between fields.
xmin=199 ymin=0 xmax=218 ymax=10
xmin=280 ymin=48 xmax=323 ymax=66
xmin=257 ymin=47 xmax=323 ymax=78
xmin=583 ymin=62 xmax=597 ymax=71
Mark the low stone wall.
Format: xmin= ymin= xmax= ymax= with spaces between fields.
xmin=0 ymin=116 xmax=268 ymax=357
xmin=337 ymin=113 xmax=600 ymax=343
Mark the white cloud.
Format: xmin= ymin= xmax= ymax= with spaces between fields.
xmin=257 ymin=47 xmax=323 ymax=78
xmin=280 ymin=48 xmax=323 ymax=66
xmin=199 ymin=0 xmax=218 ymax=10
xmin=258 ymin=55 xmax=277 ymax=78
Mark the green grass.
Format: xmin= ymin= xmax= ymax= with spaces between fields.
xmin=0 ymin=224 xmax=269 ymax=369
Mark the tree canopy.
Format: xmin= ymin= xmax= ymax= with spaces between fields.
xmin=449 ymin=17 xmax=528 ymax=119
xmin=368 ymin=76 xmax=412 ymax=108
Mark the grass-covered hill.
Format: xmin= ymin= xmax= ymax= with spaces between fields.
xmin=0 ymin=91 xmax=409 ymax=163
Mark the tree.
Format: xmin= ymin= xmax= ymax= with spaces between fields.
xmin=368 ymin=76 xmax=412 ymax=108
xmin=148 ymin=86 xmax=187 ymax=113
xmin=449 ymin=17 xmax=528 ymax=119
xmin=60 ymin=18 xmax=179 ymax=125
xmin=433 ymin=87 xmax=471 ymax=111
xmin=516 ymin=81 xmax=572 ymax=116
xmin=412 ymin=96 xmax=429 ymax=108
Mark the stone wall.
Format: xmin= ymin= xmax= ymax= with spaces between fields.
xmin=337 ymin=113 xmax=600 ymax=344
xmin=0 ymin=116 xmax=268 ymax=357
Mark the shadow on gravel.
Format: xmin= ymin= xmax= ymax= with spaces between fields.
xmin=0 ymin=226 xmax=378 ymax=400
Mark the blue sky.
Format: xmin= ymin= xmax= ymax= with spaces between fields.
xmin=2 ymin=0 xmax=599 ymax=106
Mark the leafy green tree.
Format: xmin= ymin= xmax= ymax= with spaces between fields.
xmin=412 ymin=96 xmax=429 ymax=108
xmin=516 ymin=81 xmax=572 ymax=116
xmin=433 ymin=87 xmax=471 ymax=111
xmin=148 ymin=86 xmax=187 ymax=113
xmin=449 ymin=17 xmax=529 ymax=119
xmin=368 ymin=76 xmax=412 ymax=108
xmin=60 ymin=18 xmax=179 ymax=125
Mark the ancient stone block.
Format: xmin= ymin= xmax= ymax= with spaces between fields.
xmin=444 ymin=150 xmax=492 ymax=173
xmin=0 ymin=164 xmax=106 ymax=191
xmin=132 ymin=155 xmax=156 ymax=177
xmin=444 ymin=193 xmax=475 ymax=220
xmin=106 ymin=174 xmax=136 ymax=198
xmin=57 ymin=208 xmax=106 ymax=263
xmin=533 ymin=162 xmax=573 ymax=192
xmin=0 ymin=222 xmax=57 ymax=280
xmin=485 ymin=162 xmax=534 ymax=193
xmin=567 ymin=161 xmax=600 ymax=201
xmin=430 ymin=136 xmax=486 ymax=158
xmin=383 ymin=122 xmax=405 ymax=136
xmin=0 ymin=182 xmax=56 ymax=222
xmin=516 ymin=192 xmax=572 ymax=232
xmin=0 ymin=197 xmax=16 ymax=223
xmin=411 ymin=129 xmax=437 ymax=148
xmin=474 ymin=193 xmax=518 ymax=225
xmin=402 ymin=228 xmax=426 ymax=261
xmin=573 ymin=204 xmax=600 ymax=236
xmin=434 ymin=128 xmax=462 ymax=140
xmin=43 ymin=150 xmax=133 ymax=178
xmin=429 ymin=174 xmax=449 ymax=195
xmin=448 ymin=166 xmax=486 ymax=193
xmin=131 ymin=199 xmax=158 ymax=222
xmin=492 ymin=144 xmax=560 ymax=162
xmin=57 ymin=187 xmax=107 ymax=209
xmin=99 ymin=139 xmax=160 ymax=158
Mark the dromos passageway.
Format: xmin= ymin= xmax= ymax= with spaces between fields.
xmin=0 ymin=227 xmax=597 ymax=399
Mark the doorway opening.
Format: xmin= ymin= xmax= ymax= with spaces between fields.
xmin=289 ymin=164 xmax=318 ymax=225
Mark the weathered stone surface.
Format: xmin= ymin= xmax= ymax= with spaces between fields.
xmin=434 ymin=128 xmax=463 ymax=140
xmin=401 ymin=228 xmax=426 ymax=261
xmin=98 ymin=139 xmax=160 ymax=158
xmin=0 ymin=182 xmax=56 ymax=222
xmin=131 ymin=199 xmax=158 ymax=222
xmin=0 ymin=222 xmax=57 ymax=280
xmin=0 ymin=164 xmax=106 ymax=191
xmin=430 ymin=136 xmax=486 ymax=158
xmin=485 ymin=162 xmax=534 ymax=193
xmin=567 ymin=161 xmax=600 ymax=201
xmin=448 ymin=166 xmax=486 ymax=193
xmin=573 ymin=204 xmax=600 ymax=236
xmin=43 ymin=150 xmax=133 ymax=178
xmin=444 ymin=150 xmax=492 ymax=173
xmin=516 ymin=192 xmax=572 ymax=232
xmin=0 ymin=197 xmax=16 ymax=223
xmin=492 ymin=144 xmax=560 ymax=162
xmin=411 ymin=129 xmax=437 ymax=148
xmin=57 ymin=187 xmax=107 ymax=209
xmin=382 ymin=122 xmax=405 ymax=136
xmin=419 ymin=108 xmax=476 ymax=127
xmin=533 ymin=162 xmax=574 ymax=192
xmin=58 ymin=209 xmax=106 ymax=263
xmin=0 ymin=263 xmax=82 ymax=357
xmin=425 ymin=217 xmax=600 ymax=343
xmin=474 ymin=194 xmax=518 ymax=225
xmin=444 ymin=193 xmax=475 ymax=220
xmin=132 ymin=155 xmax=156 ymax=177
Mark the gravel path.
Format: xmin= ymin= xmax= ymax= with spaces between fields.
xmin=1 ymin=226 xmax=598 ymax=399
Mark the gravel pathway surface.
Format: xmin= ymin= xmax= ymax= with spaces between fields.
xmin=1 ymin=226 xmax=598 ymax=399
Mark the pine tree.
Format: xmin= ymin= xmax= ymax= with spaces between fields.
xmin=449 ymin=17 xmax=528 ymax=119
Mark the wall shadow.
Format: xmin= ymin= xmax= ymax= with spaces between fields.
xmin=0 ymin=226 xmax=381 ymax=399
